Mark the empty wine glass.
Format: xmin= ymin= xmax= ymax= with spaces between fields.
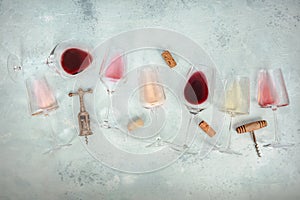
xmin=138 ymin=65 xmax=166 ymax=147
xmin=47 ymin=40 xmax=93 ymax=78
xmin=99 ymin=47 xmax=127 ymax=128
xmin=219 ymin=76 xmax=250 ymax=155
xmin=257 ymin=68 xmax=293 ymax=148
xmin=182 ymin=65 xmax=215 ymax=149
xmin=26 ymin=75 xmax=71 ymax=153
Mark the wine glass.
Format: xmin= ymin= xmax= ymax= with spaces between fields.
xmin=182 ymin=65 xmax=215 ymax=149
xmin=99 ymin=47 xmax=127 ymax=128
xmin=138 ymin=66 xmax=166 ymax=147
xmin=6 ymin=40 xmax=93 ymax=83
xmin=26 ymin=75 xmax=71 ymax=153
xmin=219 ymin=76 xmax=250 ymax=155
xmin=46 ymin=40 xmax=93 ymax=78
xmin=257 ymin=68 xmax=293 ymax=148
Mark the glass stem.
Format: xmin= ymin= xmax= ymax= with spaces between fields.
xmin=145 ymin=107 xmax=162 ymax=147
xmin=104 ymin=90 xmax=114 ymax=122
xmin=184 ymin=114 xmax=195 ymax=145
xmin=43 ymin=116 xmax=60 ymax=154
xmin=272 ymin=106 xmax=280 ymax=144
xmin=225 ymin=114 xmax=233 ymax=150
xmin=151 ymin=107 xmax=159 ymax=137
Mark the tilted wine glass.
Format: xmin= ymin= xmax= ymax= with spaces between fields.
xmin=219 ymin=76 xmax=250 ymax=155
xmin=99 ymin=47 xmax=127 ymax=129
xmin=182 ymin=65 xmax=215 ymax=150
xmin=7 ymin=40 xmax=93 ymax=83
xmin=46 ymin=40 xmax=93 ymax=78
xmin=257 ymin=68 xmax=293 ymax=148
xmin=26 ymin=75 xmax=72 ymax=153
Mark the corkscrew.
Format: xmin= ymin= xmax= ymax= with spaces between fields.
xmin=236 ymin=120 xmax=268 ymax=158
xmin=69 ymin=88 xmax=93 ymax=144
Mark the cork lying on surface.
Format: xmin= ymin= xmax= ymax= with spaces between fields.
xmin=161 ymin=50 xmax=177 ymax=68
xmin=198 ymin=120 xmax=216 ymax=137
xmin=127 ymin=117 xmax=145 ymax=131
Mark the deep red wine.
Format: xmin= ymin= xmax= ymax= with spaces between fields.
xmin=184 ymin=71 xmax=209 ymax=105
xmin=60 ymin=48 xmax=92 ymax=75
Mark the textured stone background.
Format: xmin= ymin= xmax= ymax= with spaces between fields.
xmin=0 ymin=0 xmax=300 ymax=199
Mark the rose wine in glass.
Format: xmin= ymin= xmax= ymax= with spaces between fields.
xmin=183 ymin=66 xmax=215 ymax=150
xmin=99 ymin=49 xmax=126 ymax=128
xmin=26 ymin=75 xmax=72 ymax=154
xmin=219 ymin=77 xmax=250 ymax=155
xmin=139 ymin=66 xmax=166 ymax=147
xmin=257 ymin=68 xmax=292 ymax=148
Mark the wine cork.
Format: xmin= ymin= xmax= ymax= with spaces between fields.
xmin=127 ymin=117 xmax=144 ymax=131
xmin=236 ymin=120 xmax=267 ymax=134
xmin=198 ymin=120 xmax=216 ymax=137
xmin=161 ymin=50 xmax=177 ymax=68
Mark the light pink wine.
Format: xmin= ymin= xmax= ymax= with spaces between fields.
xmin=257 ymin=71 xmax=277 ymax=107
xmin=139 ymin=67 xmax=166 ymax=108
xmin=105 ymin=54 xmax=125 ymax=81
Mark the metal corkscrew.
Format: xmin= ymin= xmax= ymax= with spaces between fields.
xmin=236 ymin=120 xmax=268 ymax=158
xmin=69 ymin=88 xmax=93 ymax=144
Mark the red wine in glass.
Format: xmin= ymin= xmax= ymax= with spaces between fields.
xmin=60 ymin=48 xmax=92 ymax=75
xmin=184 ymin=71 xmax=209 ymax=106
xmin=182 ymin=69 xmax=211 ymax=151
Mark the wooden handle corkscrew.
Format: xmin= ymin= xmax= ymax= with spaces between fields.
xmin=236 ymin=120 xmax=267 ymax=158
xmin=236 ymin=120 xmax=267 ymax=134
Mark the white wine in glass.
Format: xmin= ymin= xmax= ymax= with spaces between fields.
xmin=219 ymin=76 xmax=250 ymax=155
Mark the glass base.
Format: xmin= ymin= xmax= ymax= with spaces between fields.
xmin=145 ymin=137 xmax=165 ymax=148
xmin=263 ymin=142 xmax=294 ymax=148
xmin=43 ymin=143 xmax=72 ymax=154
xmin=217 ymin=148 xmax=243 ymax=155
xmin=100 ymin=119 xmax=119 ymax=129
xmin=7 ymin=54 xmax=23 ymax=83
xmin=144 ymin=140 xmax=198 ymax=155
xmin=163 ymin=142 xmax=198 ymax=155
